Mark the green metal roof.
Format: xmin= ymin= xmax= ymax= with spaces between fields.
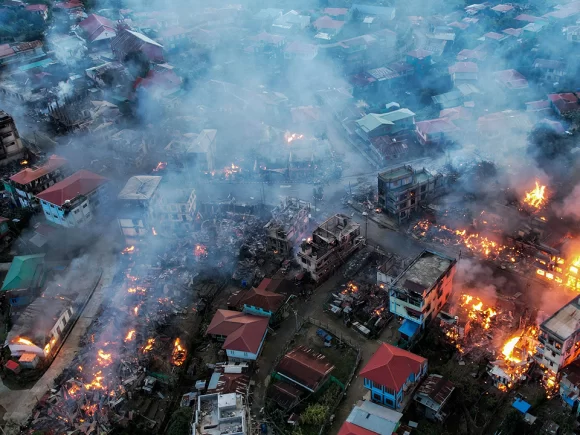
xmin=1 ymin=254 xmax=45 ymax=291
xmin=356 ymin=108 xmax=415 ymax=133
xmin=18 ymin=58 xmax=54 ymax=72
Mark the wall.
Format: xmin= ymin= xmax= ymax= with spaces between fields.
xmin=242 ymin=304 xmax=273 ymax=318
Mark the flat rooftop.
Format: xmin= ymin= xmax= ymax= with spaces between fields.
xmin=394 ymin=250 xmax=454 ymax=294
xmin=542 ymin=296 xmax=580 ymax=341
xmin=313 ymin=214 xmax=359 ymax=243
xmin=196 ymin=393 xmax=245 ymax=435
xmin=118 ymin=176 xmax=162 ymax=200
xmin=379 ymin=165 xmax=413 ymax=181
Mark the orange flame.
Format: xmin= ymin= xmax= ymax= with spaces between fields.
xmin=124 ymin=330 xmax=136 ymax=342
xmin=15 ymin=337 xmax=34 ymax=346
xmin=143 ymin=338 xmax=155 ymax=353
xmin=152 ymin=227 xmax=157 ymax=236
xmin=194 ymin=244 xmax=207 ymax=257
xmin=171 ymin=338 xmax=187 ymax=366
xmin=122 ymin=246 xmax=135 ymax=254
xmin=97 ymin=349 xmax=112 ymax=367
xmin=285 ymin=132 xmax=304 ymax=143
xmin=153 ymin=162 xmax=167 ymax=172
xmin=502 ymin=336 xmax=521 ymax=363
xmin=523 ymin=181 xmax=547 ymax=209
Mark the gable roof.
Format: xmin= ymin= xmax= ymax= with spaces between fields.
xmin=10 ymin=155 xmax=67 ymax=186
xmin=494 ymin=69 xmax=528 ymax=89
xmin=25 ymin=4 xmax=47 ymax=12
xmin=2 ymin=254 xmax=45 ymax=291
xmin=240 ymin=286 xmax=285 ymax=312
xmin=449 ymin=61 xmax=478 ymax=74
xmin=36 ymin=170 xmax=109 ymax=206
xmin=78 ymin=14 xmax=116 ymax=43
xmin=314 ymin=15 xmax=345 ymax=30
xmin=356 ymin=109 xmax=415 ymax=132
xmin=276 ymin=345 xmax=335 ymax=390
xmin=533 ymin=59 xmax=566 ymax=71
xmin=338 ymin=422 xmax=377 ymax=435
xmin=343 ymin=401 xmax=403 ymax=435
xmin=416 ymin=118 xmax=459 ymax=135
xmin=206 ymin=310 xmax=269 ymax=353
xmin=407 ymin=48 xmax=432 ymax=59
xmin=549 ymin=92 xmax=580 ymax=113
xmin=324 ymin=7 xmax=348 ymax=16
xmin=491 ymin=4 xmax=513 ymax=12
xmin=360 ymin=343 xmax=426 ymax=391
xmin=515 ymin=14 xmax=542 ymax=22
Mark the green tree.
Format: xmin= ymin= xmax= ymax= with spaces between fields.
xmin=167 ymin=407 xmax=193 ymax=435
xmin=300 ymin=403 xmax=329 ymax=426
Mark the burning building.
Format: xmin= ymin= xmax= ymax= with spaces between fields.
xmin=117 ymin=175 xmax=163 ymax=245
xmin=7 ymin=295 xmax=74 ymax=358
xmin=165 ymin=129 xmax=217 ymax=172
xmin=264 ymin=197 xmax=311 ymax=256
xmin=0 ymin=110 xmax=25 ymax=165
xmin=378 ymin=165 xmax=446 ymax=223
xmin=194 ymin=393 xmax=247 ymax=435
xmin=4 ymin=155 xmax=69 ymax=209
xmin=389 ymin=250 xmax=457 ymax=340
xmin=536 ymin=296 xmax=580 ymax=376
xmin=36 ymin=170 xmax=110 ymax=228
xmin=297 ymin=214 xmax=364 ymax=282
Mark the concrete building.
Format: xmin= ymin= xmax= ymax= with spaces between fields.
xmin=354 ymin=108 xmax=415 ymax=142
xmin=36 ymin=170 xmax=109 ymax=228
xmin=0 ymin=110 xmax=25 ymax=165
xmin=264 ymin=197 xmax=311 ymax=256
xmin=378 ymin=165 xmax=445 ymax=223
xmin=150 ymin=185 xmax=196 ymax=232
xmin=5 ymin=155 xmax=69 ymax=209
xmin=389 ymin=250 xmax=457 ymax=339
xmin=361 ymin=343 xmax=427 ymax=410
xmin=117 ymin=175 xmax=162 ymax=245
xmin=559 ymin=359 xmax=580 ymax=415
xmin=297 ymin=214 xmax=364 ymax=282
xmin=7 ymin=295 xmax=74 ymax=358
xmin=536 ymin=295 xmax=580 ymax=375
xmin=193 ymin=392 xmax=246 ymax=435
xmin=337 ymin=400 xmax=403 ymax=435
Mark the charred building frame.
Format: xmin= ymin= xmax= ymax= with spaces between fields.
xmin=264 ymin=197 xmax=311 ymax=256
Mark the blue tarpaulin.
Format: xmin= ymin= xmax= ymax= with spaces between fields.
xmin=512 ymin=398 xmax=531 ymax=414
xmin=398 ymin=319 xmax=420 ymax=338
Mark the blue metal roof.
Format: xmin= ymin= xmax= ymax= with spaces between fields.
xmin=398 ymin=319 xmax=420 ymax=338
xmin=512 ymin=398 xmax=531 ymax=414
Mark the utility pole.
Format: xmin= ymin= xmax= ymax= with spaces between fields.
xmin=362 ymin=212 xmax=368 ymax=239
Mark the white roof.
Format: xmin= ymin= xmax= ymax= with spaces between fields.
xmin=126 ymin=30 xmax=163 ymax=47
xmin=542 ymin=297 xmax=580 ymax=340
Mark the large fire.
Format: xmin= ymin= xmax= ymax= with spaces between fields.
xmin=124 ymin=330 xmax=136 ymax=342
xmin=341 ymin=281 xmax=359 ymax=295
xmin=224 ymin=163 xmax=241 ymax=178
xmin=97 ymin=349 xmax=112 ymax=367
xmin=44 ymin=337 xmax=57 ymax=355
xmin=523 ymin=181 xmax=547 ymax=209
xmin=171 ymin=338 xmax=187 ymax=366
xmin=413 ymin=220 xmax=517 ymax=260
xmin=15 ymin=337 xmax=35 ymax=346
xmin=460 ymin=294 xmax=496 ymax=329
xmin=143 ymin=338 xmax=155 ymax=353
xmin=502 ymin=336 xmax=521 ymax=363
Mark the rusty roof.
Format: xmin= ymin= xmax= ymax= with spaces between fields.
xmin=276 ymin=345 xmax=335 ymax=391
xmin=415 ymin=374 xmax=454 ymax=405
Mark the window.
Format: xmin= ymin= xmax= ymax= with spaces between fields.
xmin=74 ymin=209 xmax=80 ymax=214
xmin=83 ymin=203 xmax=88 ymax=208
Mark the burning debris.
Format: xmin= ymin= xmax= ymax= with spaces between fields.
xmin=523 ymin=181 xmax=547 ymax=210
xmin=285 ymin=132 xmax=304 ymax=143
xmin=171 ymin=338 xmax=186 ymax=366
xmin=152 ymin=162 xmax=167 ymax=172
xmin=122 ymin=246 xmax=135 ymax=255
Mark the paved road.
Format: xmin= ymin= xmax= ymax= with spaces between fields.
xmin=0 ymin=246 xmax=118 ymax=432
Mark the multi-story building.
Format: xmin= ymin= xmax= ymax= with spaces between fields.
xmin=194 ymin=392 xmax=247 ymax=435
xmin=361 ymin=343 xmax=428 ymax=411
xmin=389 ymin=250 xmax=457 ymax=340
xmin=0 ymin=110 xmax=25 ymax=165
xmin=297 ymin=214 xmax=364 ymax=282
xmin=5 ymin=155 xmax=69 ymax=209
xmin=264 ymin=197 xmax=311 ymax=256
xmin=354 ymin=108 xmax=415 ymax=142
xmin=117 ymin=175 xmax=162 ymax=245
xmin=378 ymin=165 xmax=445 ymax=223
xmin=536 ymin=296 xmax=580 ymax=375
xmin=150 ymin=185 xmax=196 ymax=232
xmin=36 ymin=170 xmax=109 ymax=228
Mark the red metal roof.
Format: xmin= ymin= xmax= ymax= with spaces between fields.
xmin=239 ymin=286 xmax=285 ymax=312
xmin=134 ymin=70 xmax=182 ymax=93
xmin=36 ymin=170 xmax=108 ymax=206
xmin=251 ymin=32 xmax=285 ymax=45
xmin=206 ymin=310 xmax=269 ymax=354
xmin=515 ymin=14 xmax=542 ymax=22
xmin=10 ymin=155 xmax=67 ymax=186
xmin=337 ymin=421 xmax=377 ymax=435
xmin=360 ymin=343 xmax=426 ymax=391
xmin=502 ymin=28 xmax=523 ymax=37
xmin=314 ymin=16 xmax=345 ymax=30
xmin=54 ymin=0 xmax=82 ymax=9
xmin=549 ymin=93 xmax=580 ymax=113
xmin=5 ymin=360 xmax=19 ymax=372
xmin=324 ymin=7 xmax=348 ymax=16
xmin=491 ymin=4 xmax=513 ymax=12
xmin=484 ymin=31 xmax=505 ymax=40
xmin=407 ymin=49 xmax=432 ymax=59
xmin=440 ymin=106 xmax=472 ymax=121
xmin=78 ymin=14 xmax=116 ymax=43
xmin=449 ymin=61 xmax=478 ymax=74
xmin=456 ymin=48 xmax=487 ymax=62
xmin=25 ymin=4 xmax=47 ymax=11
xmin=0 ymin=44 xmax=14 ymax=58
xmin=416 ymin=118 xmax=459 ymax=135
xmin=494 ymin=69 xmax=528 ymax=89
xmin=276 ymin=345 xmax=335 ymax=390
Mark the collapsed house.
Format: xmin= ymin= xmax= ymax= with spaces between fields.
xmin=164 ymin=129 xmax=217 ymax=172
xmin=194 ymin=393 xmax=247 ymax=435
xmin=0 ymin=110 xmax=26 ymax=165
xmin=413 ymin=374 xmax=455 ymax=422
xmin=117 ymin=175 xmax=163 ymax=245
xmin=264 ymin=197 xmax=311 ymax=256
xmin=297 ymin=214 xmax=364 ymax=282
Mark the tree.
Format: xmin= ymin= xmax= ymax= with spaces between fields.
xmin=300 ymin=403 xmax=329 ymax=426
xmin=167 ymin=407 xmax=193 ymax=435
